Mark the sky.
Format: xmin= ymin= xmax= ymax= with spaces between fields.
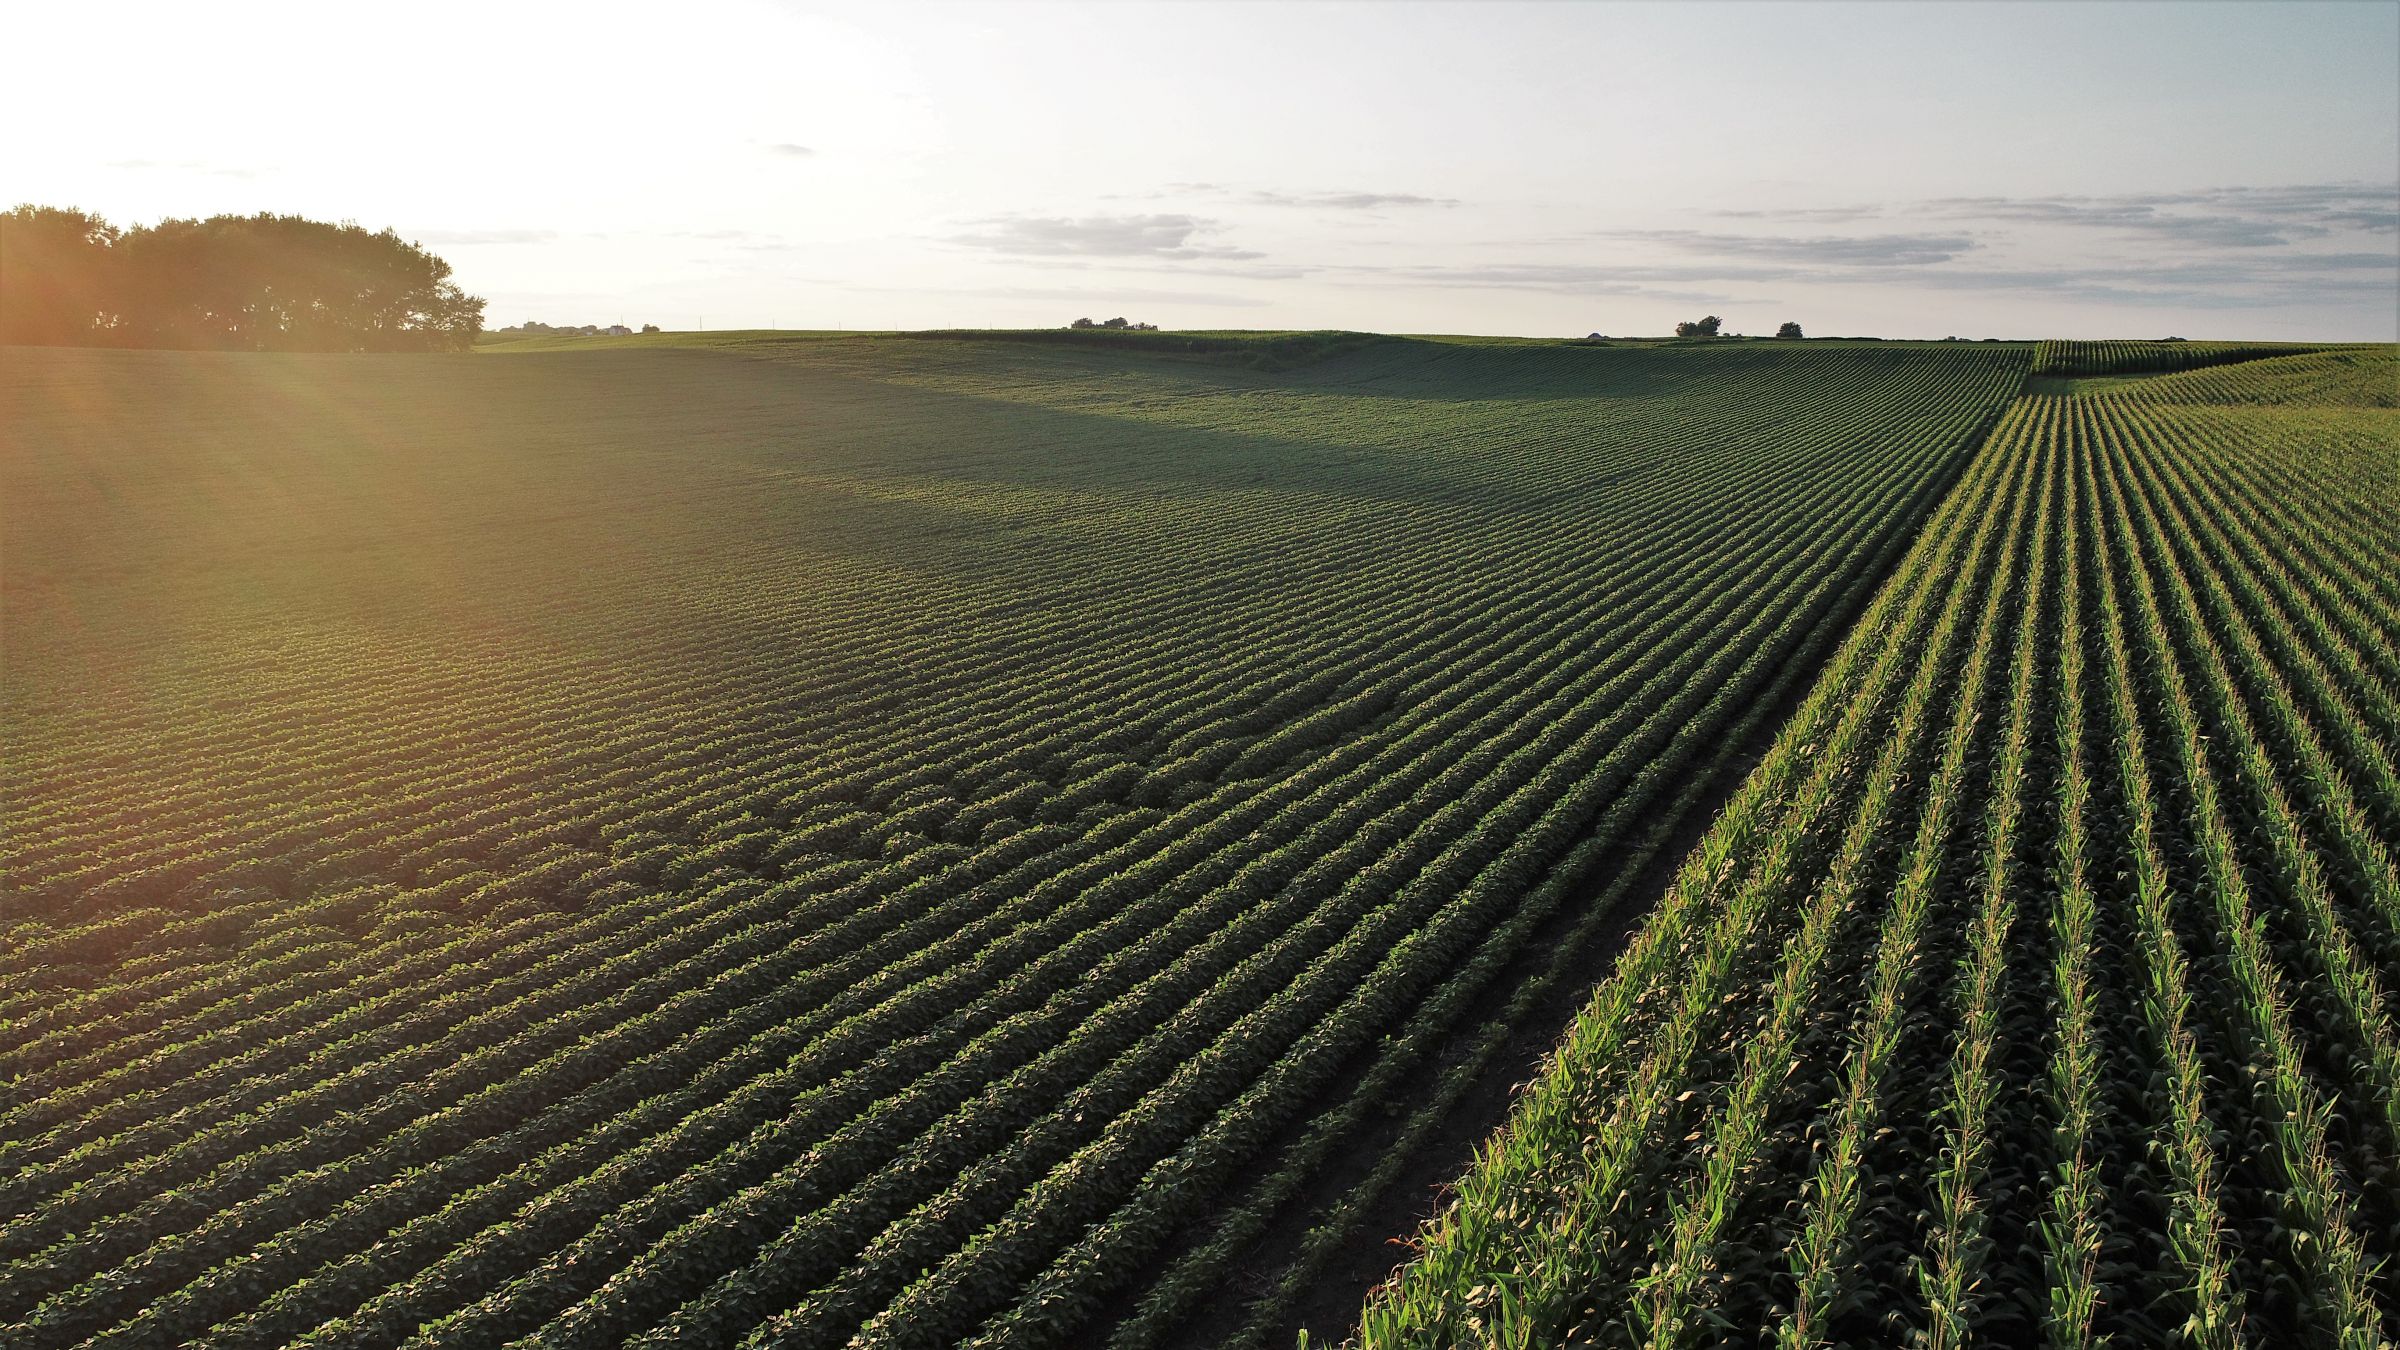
xmin=6 ymin=0 xmax=2397 ymax=340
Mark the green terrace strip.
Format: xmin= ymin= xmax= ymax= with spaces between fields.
xmin=1357 ymin=344 xmax=2400 ymax=1347
xmin=1 ymin=333 xmax=2026 ymax=1347
xmin=2027 ymin=339 xmax=2353 ymax=380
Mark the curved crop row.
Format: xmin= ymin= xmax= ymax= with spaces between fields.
xmin=4 ymin=336 xmax=2027 ymax=1347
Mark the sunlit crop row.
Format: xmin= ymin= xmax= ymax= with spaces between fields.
xmin=1361 ymin=346 xmax=2400 ymax=1348
xmin=0 ymin=337 xmax=2031 ymax=1347
xmin=2029 ymin=338 xmax=2348 ymax=379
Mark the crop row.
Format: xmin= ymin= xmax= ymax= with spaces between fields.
xmin=4 ymin=337 xmax=2029 ymax=1346
xmin=1359 ymin=345 xmax=2400 ymax=1347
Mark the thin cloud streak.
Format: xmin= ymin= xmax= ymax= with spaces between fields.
xmin=974 ymin=185 xmax=2393 ymax=316
xmin=1606 ymin=229 xmax=1980 ymax=267
xmin=1151 ymin=183 xmax=1460 ymax=210
xmin=1929 ymin=181 xmax=2400 ymax=245
xmin=1246 ymin=190 xmax=1459 ymax=210
xmin=1710 ymin=205 xmax=1885 ymax=223
xmin=949 ymin=214 xmax=1264 ymax=261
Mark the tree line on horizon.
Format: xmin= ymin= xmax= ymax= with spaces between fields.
xmin=1 ymin=206 xmax=484 ymax=352
xmin=1669 ymin=316 xmax=1805 ymax=339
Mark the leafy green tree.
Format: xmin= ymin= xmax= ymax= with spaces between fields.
xmin=1776 ymin=321 xmax=1803 ymax=339
xmin=3 ymin=207 xmax=483 ymax=351
xmin=0 ymin=205 xmax=120 ymax=345
xmin=113 ymin=214 xmax=483 ymax=351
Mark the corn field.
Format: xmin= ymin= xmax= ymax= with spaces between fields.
xmin=1361 ymin=345 xmax=2400 ymax=1348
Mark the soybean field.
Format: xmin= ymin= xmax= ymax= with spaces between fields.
xmin=1362 ymin=345 xmax=2400 ymax=1347
xmin=1 ymin=334 xmax=2027 ymax=1348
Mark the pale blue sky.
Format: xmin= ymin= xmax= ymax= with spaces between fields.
xmin=10 ymin=0 xmax=2396 ymax=338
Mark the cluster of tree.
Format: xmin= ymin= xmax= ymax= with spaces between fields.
xmin=1670 ymin=316 xmax=1806 ymax=339
xmin=486 ymin=321 xmax=659 ymax=338
xmin=1068 ymin=317 xmax=1158 ymax=331
xmin=1 ymin=205 xmax=484 ymax=351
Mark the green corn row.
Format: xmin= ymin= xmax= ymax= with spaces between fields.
xmin=1361 ymin=344 xmax=2400 ymax=1349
